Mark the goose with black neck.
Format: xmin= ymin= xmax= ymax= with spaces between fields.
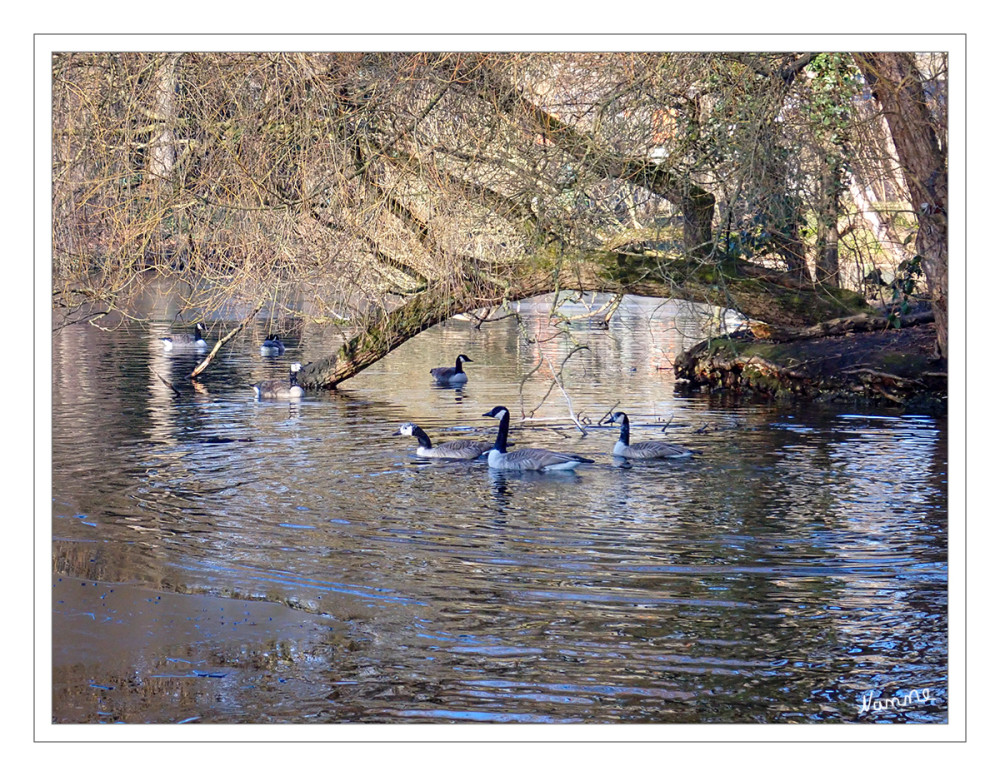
xmin=482 ymin=406 xmax=593 ymax=472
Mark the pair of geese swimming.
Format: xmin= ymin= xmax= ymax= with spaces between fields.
xmin=161 ymin=323 xmax=287 ymax=356
xmin=252 ymin=336 xmax=303 ymax=399
xmin=400 ymin=355 xmax=694 ymax=471
xmin=160 ymin=324 xmax=303 ymax=399
xmin=161 ymin=324 xmax=288 ymax=358
xmin=248 ymin=352 xmax=473 ymax=403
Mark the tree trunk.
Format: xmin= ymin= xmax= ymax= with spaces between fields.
xmin=147 ymin=53 xmax=181 ymax=185
xmin=815 ymin=164 xmax=842 ymax=286
xmin=468 ymin=62 xmax=717 ymax=258
xmin=856 ymin=53 xmax=948 ymax=358
xmin=298 ymin=247 xmax=874 ymax=390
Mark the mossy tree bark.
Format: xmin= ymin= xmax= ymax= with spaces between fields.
xmin=295 ymin=55 xmax=877 ymax=391
xmin=297 ymin=247 xmax=873 ymax=390
xmin=815 ymin=163 xmax=843 ymax=286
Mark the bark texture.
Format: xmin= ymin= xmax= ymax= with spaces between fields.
xmin=856 ymin=53 xmax=948 ymax=358
xmin=298 ymin=247 xmax=873 ymax=389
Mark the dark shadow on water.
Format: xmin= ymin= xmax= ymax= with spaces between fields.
xmin=430 ymin=381 xmax=467 ymax=402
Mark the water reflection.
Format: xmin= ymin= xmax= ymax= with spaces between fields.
xmin=430 ymin=381 xmax=468 ymax=403
xmin=51 ymin=295 xmax=948 ymax=724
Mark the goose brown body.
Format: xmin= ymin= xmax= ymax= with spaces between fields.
xmin=253 ymin=363 xmax=305 ymax=399
xmin=161 ymin=322 xmax=207 ymax=351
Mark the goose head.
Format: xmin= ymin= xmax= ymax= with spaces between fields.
xmin=605 ymin=411 xmax=629 ymax=426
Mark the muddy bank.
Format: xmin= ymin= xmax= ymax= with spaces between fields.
xmin=674 ymin=322 xmax=946 ymax=411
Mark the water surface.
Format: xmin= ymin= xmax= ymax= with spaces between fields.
xmin=51 ymin=295 xmax=948 ymax=725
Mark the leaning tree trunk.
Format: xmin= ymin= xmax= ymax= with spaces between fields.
xmin=297 ymin=247 xmax=874 ymax=390
xmin=469 ymin=61 xmax=717 ymax=258
xmin=856 ymin=53 xmax=948 ymax=358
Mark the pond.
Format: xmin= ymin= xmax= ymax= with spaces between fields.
xmin=49 ymin=295 xmax=948 ymax=728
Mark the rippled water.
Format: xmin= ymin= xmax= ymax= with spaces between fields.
xmin=50 ymin=295 xmax=948 ymax=725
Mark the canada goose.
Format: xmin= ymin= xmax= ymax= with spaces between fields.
xmin=431 ymin=354 xmax=472 ymax=384
xmin=253 ymin=362 xmax=305 ymax=399
xmin=393 ymin=422 xmax=492 ymax=460
xmin=161 ymin=323 xmax=207 ymax=351
xmin=260 ymin=334 xmax=286 ymax=356
xmin=604 ymin=411 xmax=694 ymax=460
xmin=482 ymin=406 xmax=594 ymax=472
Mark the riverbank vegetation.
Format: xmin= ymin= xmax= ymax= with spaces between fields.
xmin=51 ymin=51 xmax=948 ymax=399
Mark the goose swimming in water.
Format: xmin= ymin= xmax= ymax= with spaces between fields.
xmin=253 ymin=363 xmax=305 ymax=399
xmin=482 ymin=406 xmax=594 ymax=472
xmin=161 ymin=323 xmax=207 ymax=351
xmin=260 ymin=334 xmax=286 ymax=356
xmin=604 ymin=411 xmax=694 ymax=460
xmin=431 ymin=354 xmax=472 ymax=385
xmin=393 ymin=422 xmax=492 ymax=460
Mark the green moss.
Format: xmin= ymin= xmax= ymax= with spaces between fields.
xmin=694 ymin=262 xmax=719 ymax=285
xmin=742 ymin=365 xmax=785 ymax=394
xmin=707 ymin=337 xmax=786 ymax=363
xmin=733 ymin=276 xmax=766 ymax=293
xmin=878 ymin=352 xmax=909 ymax=368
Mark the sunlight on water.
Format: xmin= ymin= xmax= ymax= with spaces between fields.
xmin=50 ymin=295 xmax=948 ymax=724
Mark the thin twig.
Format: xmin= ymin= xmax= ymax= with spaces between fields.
xmin=189 ymin=306 xmax=263 ymax=379
xmin=657 ymin=415 xmax=676 ymax=433
xmin=544 ymin=345 xmax=590 ymax=435
xmin=150 ymin=367 xmax=181 ymax=397
xmin=513 ymin=310 xmax=590 ymax=435
xmin=596 ymin=401 xmax=621 ymax=426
